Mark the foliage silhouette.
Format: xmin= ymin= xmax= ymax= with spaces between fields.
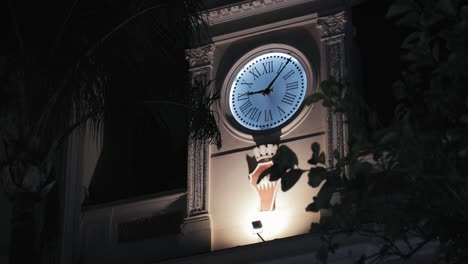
xmin=301 ymin=0 xmax=468 ymax=263
xmin=257 ymin=143 xmax=327 ymax=193
xmin=0 ymin=0 xmax=217 ymax=263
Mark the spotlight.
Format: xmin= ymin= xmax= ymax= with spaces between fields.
xmin=251 ymin=220 xmax=265 ymax=242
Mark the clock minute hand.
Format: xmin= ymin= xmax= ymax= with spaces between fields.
xmin=265 ymin=57 xmax=292 ymax=90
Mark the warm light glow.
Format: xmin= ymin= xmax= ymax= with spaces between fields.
xmin=210 ymin=145 xmax=323 ymax=250
xmin=241 ymin=206 xmax=291 ymax=241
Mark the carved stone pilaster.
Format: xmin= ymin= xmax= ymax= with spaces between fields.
xmin=184 ymin=44 xmax=215 ymax=218
xmin=317 ymin=11 xmax=349 ymax=167
xmin=186 ymin=140 xmax=209 ymax=216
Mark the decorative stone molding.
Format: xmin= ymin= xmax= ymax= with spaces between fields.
xmin=203 ymin=0 xmax=313 ymax=25
xmin=318 ymin=11 xmax=349 ymax=167
xmin=185 ymin=44 xmax=215 ymax=69
xmin=316 ymin=11 xmax=347 ymax=39
xmin=186 ymin=140 xmax=209 ymax=216
xmin=249 ymin=144 xmax=280 ymax=211
xmin=252 ymin=144 xmax=278 ymax=162
xmin=185 ymin=44 xmax=215 ymax=218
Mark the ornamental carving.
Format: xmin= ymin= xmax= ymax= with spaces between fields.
xmin=185 ymin=44 xmax=214 ymax=218
xmin=185 ymin=44 xmax=214 ymax=69
xmin=205 ymin=0 xmax=288 ymax=25
xmin=187 ymin=140 xmax=209 ymax=216
xmin=319 ymin=11 xmax=348 ymax=167
xmin=248 ymin=144 xmax=280 ymax=211
xmin=317 ymin=11 xmax=347 ymax=38
xmin=325 ymin=41 xmax=343 ymax=79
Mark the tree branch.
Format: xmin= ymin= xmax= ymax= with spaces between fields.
xmin=49 ymin=0 xmax=81 ymax=58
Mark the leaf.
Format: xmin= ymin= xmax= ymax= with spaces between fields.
xmin=392 ymin=80 xmax=407 ymax=100
xmin=400 ymin=32 xmax=420 ymax=50
xmin=22 ymin=164 xmax=43 ymax=192
xmin=281 ymin=169 xmax=303 ymax=192
xmin=313 ymin=182 xmax=336 ymax=209
xmin=436 ymin=0 xmax=457 ymax=16
xmin=420 ymin=9 xmax=445 ymax=28
xmin=333 ymin=149 xmax=341 ymax=160
xmin=378 ymin=130 xmax=399 ymax=145
xmin=317 ymin=152 xmax=326 ymax=164
xmin=39 ymin=181 xmax=56 ymax=199
xmin=308 ymin=143 xmax=323 ymax=165
xmin=385 ymin=0 xmax=415 ymax=19
xmin=315 ymin=244 xmax=329 ymax=264
xmin=269 ymin=165 xmax=283 ymax=182
xmin=312 ymin=142 xmax=320 ymax=154
xmin=355 ymin=254 xmax=367 ymax=264
xmin=310 ymin=222 xmax=321 ymax=233
xmin=322 ymin=99 xmax=333 ymax=108
xmin=306 ymin=202 xmax=319 ymax=212
xmin=396 ymin=11 xmax=420 ymax=29
xmin=459 ymin=115 xmax=468 ymax=125
xmin=273 ymin=145 xmax=298 ymax=172
xmin=305 ymin=93 xmax=325 ymax=105
xmin=308 ymin=167 xmax=327 ymax=187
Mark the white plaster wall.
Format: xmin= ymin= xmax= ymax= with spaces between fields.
xmin=209 ymin=136 xmax=326 ymax=250
xmin=209 ymin=91 xmax=328 ymax=250
xmin=206 ymin=11 xmax=331 ymax=250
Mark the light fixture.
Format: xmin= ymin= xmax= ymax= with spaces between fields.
xmin=251 ymin=220 xmax=265 ymax=242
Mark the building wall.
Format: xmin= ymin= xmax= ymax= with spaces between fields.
xmin=81 ymin=190 xmax=198 ymax=264
xmin=203 ymin=0 xmax=341 ymax=251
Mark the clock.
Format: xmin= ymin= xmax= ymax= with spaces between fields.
xmin=226 ymin=45 xmax=310 ymax=132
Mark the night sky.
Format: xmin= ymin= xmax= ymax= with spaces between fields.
xmin=352 ymin=0 xmax=409 ymax=124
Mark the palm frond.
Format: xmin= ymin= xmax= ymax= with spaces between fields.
xmin=187 ymin=80 xmax=222 ymax=147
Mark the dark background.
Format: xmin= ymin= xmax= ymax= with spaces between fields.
xmin=352 ymin=0 xmax=409 ymax=124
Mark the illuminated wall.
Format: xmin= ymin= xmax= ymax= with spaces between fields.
xmin=209 ymin=109 xmax=327 ymax=250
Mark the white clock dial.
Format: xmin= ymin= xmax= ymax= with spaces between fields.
xmin=229 ymin=52 xmax=307 ymax=131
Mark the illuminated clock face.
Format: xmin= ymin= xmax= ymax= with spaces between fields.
xmin=229 ymin=51 xmax=307 ymax=131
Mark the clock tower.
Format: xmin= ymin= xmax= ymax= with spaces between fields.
xmin=183 ymin=0 xmax=351 ymax=252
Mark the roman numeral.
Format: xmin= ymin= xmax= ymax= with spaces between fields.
xmin=239 ymin=100 xmax=253 ymax=115
xmin=281 ymin=92 xmax=296 ymax=105
xmin=282 ymin=70 xmax=295 ymax=80
xmin=277 ymin=62 xmax=284 ymax=73
xmin=264 ymin=109 xmax=273 ymax=122
xmin=248 ymin=107 xmax=261 ymax=121
xmin=241 ymin=79 xmax=252 ymax=88
xmin=286 ymin=81 xmax=298 ymax=91
xmin=262 ymin=61 xmax=273 ymax=74
xmin=277 ymin=106 xmax=286 ymax=116
xmin=237 ymin=92 xmax=249 ymax=101
xmin=249 ymin=67 xmax=261 ymax=80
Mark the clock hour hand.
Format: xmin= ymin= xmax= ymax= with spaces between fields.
xmin=241 ymin=87 xmax=273 ymax=96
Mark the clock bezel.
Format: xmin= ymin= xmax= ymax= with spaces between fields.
xmin=219 ymin=43 xmax=316 ymax=141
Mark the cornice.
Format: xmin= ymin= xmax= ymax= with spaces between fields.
xmin=203 ymin=0 xmax=362 ymax=25
xmin=204 ymin=0 xmax=296 ymax=25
